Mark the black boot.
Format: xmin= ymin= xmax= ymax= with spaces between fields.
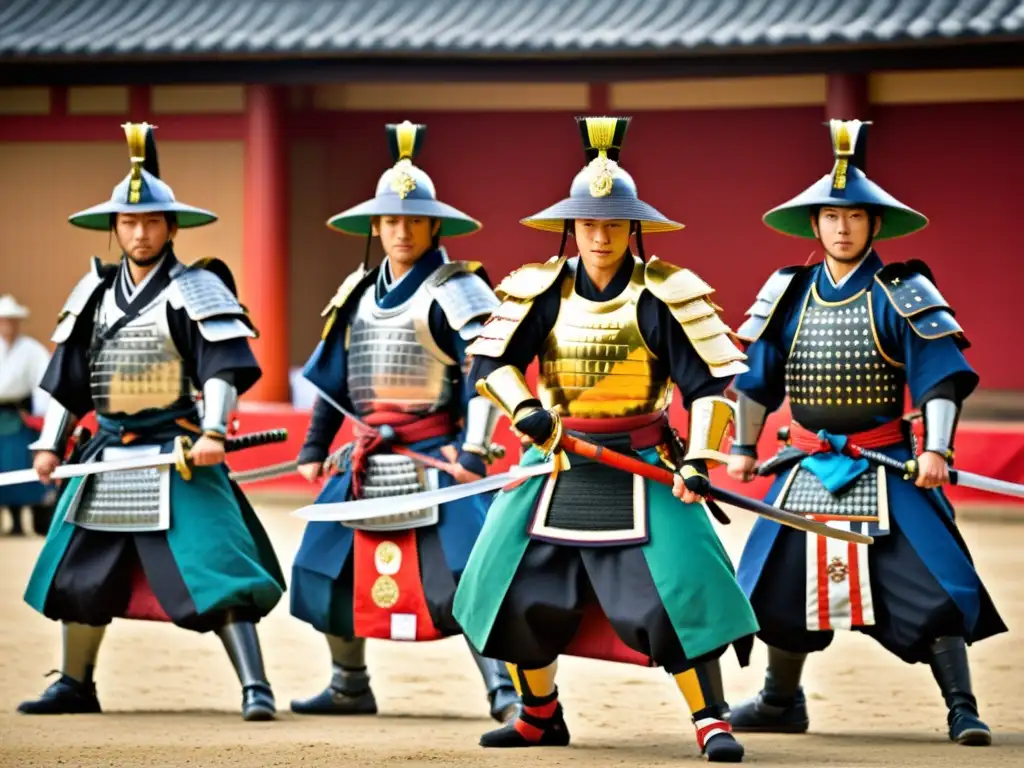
xmin=290 ymin=635 xmax=377 ymax=715
xmin=17 ymin=622 xmax=105 ymax=714
xmin=929 ymin=637 xmax=991 ymax=746
xmin=217 ymin=616 xmax=276 ymax=721
xmin=17 ymin=670 xmax=101 ymax=714
xmin=290 ymin=664 xmax=378 ymax=715
xmin=480 ymin=664 xmax=570 ymax=748
xmin=467 ymin=643 xmax=520 ymax=723
xmin=727 ymin=647 xmax=810 ymax=734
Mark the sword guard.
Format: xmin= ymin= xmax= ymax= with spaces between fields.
xmin=903 ymin=458 xmax=918 ymax=482
xmin=174 ymin=436 xmax=194 ymax=482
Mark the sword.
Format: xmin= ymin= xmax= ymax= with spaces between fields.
xmin=229 ymin=459 xmax=299 ymax=484
xmin=291 ymin=459 xmax=559 ymax=523
xmin=294 ymin=427 xmax=871 ymax=544
xmin=557 ymin=434 xmax=873 ymax=545
xmin=305 ymin=384 xmax=507 ymax=478
xmin=847 ymin=442 xmax=1024 ymax=500
xmin=0 ymin=428 xmax=289 ymax=487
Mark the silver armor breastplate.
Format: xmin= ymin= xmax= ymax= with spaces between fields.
xmin=346 ymin=284 xmax=455 ymax=417
xmin=785 ymin=285 xmax=905 ymax=434
xmin=90 ymin=287 xmax=191 ymax=417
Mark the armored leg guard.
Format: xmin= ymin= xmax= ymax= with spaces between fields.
xmin=466 ymin=640 xmax=521 ymax=723
xmin=290 ymin=635 xmax=377 ymax=715
xmin=480 ymin=662 xmax=570 ymax=748
xmin=674 ymin=660 xmax=745 ymax=762
xmin=929 ymin=637 xmax=991 ymax=746
xmin=216 ymin=615 xmax=276 ymax=722
xmin=727 ymin=646 xmax=809 ymax=734
xmin=17 ymin=623 xmax=104 ymax=715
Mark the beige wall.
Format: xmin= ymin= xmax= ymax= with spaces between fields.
xmin=0 ymin=141 xmax=244 ymax=345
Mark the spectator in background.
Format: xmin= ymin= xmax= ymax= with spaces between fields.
xmin=0 ymin=294 xmax=54 ymax=536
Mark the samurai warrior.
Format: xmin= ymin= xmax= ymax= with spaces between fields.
xmin=16 ymin=123 xmax=286 ymax=721
xmin=453 ymin=116 xmax=759 ymax=762
xmin=0 ymin=294 xmax=55 ymax=535
xmin=288 ymin=121 xmax=519 ymax=722
xmin=726 ymin=119 xmax=1006 ymax=746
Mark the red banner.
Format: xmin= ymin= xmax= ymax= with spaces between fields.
xmin=351 ymin=529 xmax=443 ymax=642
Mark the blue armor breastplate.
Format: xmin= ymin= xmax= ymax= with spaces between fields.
xmin=785 ymin=285 xmax=905 ymax=434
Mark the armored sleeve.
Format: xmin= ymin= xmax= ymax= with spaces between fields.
xmin=38 ymin=258 xmax=115 ymax=419
xmin=729 ymin=268 xmax=810 ymax=415
xmin=872 ymin=264 xmax=979 ymax=407
xmin=166 ymin=261 xmax=262 ymax=395
xmin=167 ymin=306 xmax=261 ymax=396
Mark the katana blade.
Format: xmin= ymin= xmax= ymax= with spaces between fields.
xmin=951 ymin=469 xmax=1024 ymax=499
xmin=229 ymin=460 xmax=300 ymax=485
xmin=291 ymin=460 xmax=558 ymax=523
xmin=0 ymin=428 xmax=290 ymax=487
xmin=847 ymin=442 xmax=1024 ymax=500
xmin=0 ymin=452 xmax=180 ymax=487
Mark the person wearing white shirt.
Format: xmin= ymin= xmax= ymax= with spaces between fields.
xmin=0 ymin=294 xmax=54 ymax=535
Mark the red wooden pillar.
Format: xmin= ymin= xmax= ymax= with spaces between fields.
xmin=242 ymin=84 xmax=290 ymax=402
xmin=826 ymin=73 xmax=870 ymax=121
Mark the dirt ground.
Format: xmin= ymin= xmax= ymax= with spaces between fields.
xmin=1 ymin=499 xmax=1022 ymax=767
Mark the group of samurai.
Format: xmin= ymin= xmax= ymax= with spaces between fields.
xmin=1 ymin=112 xmax=1003 ymax=763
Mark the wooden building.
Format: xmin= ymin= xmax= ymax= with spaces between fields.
xmin=1 ymin=0 xmax=1021 ymax=403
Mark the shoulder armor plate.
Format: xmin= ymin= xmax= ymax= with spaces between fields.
xmin=171 ymin=262 xmax=256 ymax=341
xmin=426 ymin=262 xmax=500 ymax=336
xmin=467 ymin=255 xmax=568 ymax=358
xmin=875 ymin=262 xmax=950 ymax=318
xmin=643 ymin=256 xmax=748 ymax=377
xmin=735 ymin=265 xmax=808 ymax=343
xmin=494 ymin=254 xmax=569 ymax=300
xmin=320 ymin=266 xmax=377 ymax=340
xmin=875 ymin=262 xmax=968 ymax=346
xmin=52 ymin=256 xmax=114 ymax=344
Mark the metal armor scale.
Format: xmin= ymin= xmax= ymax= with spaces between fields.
xmin=786 ymin=284 xmax=905 ymax=435
xmin=64 ymin=284 xmax=189 ymax=533
xmin=777 ymin=284 xmax=905 ymax=524
xmin=538 ymin=258 xmax=669 ymax=419
xmin=533 ymin=257 xmax=671 ymax=538
xmin=343 ymin=273 xmax=475 ymax=532
xmin=89 ymin=286 xmax=190 ymax=417
xmin=346 ymin=284 xmax=455 ymax=417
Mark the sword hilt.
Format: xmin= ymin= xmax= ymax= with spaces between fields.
xmin=846 ymin=442 xmax=918 ymax=480
xmin=225 ymin=428 xmax=289 ymax=453
xmin=173 ymin=429 xmax=290 ymax=481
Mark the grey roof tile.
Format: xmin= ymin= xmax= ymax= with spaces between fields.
xmin=0 ymin=0 xmax=1020 ymax=58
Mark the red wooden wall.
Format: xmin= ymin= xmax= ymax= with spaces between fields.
xmin=295 ymin=100 xmax=1023 ymax=388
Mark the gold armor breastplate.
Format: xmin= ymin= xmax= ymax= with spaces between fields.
xmin=538 ymin=259 xmax=669 ymax=418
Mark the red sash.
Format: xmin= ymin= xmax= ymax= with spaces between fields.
xmin=350 ymin=411 xmax=455 ymax=642
xmin=788 ymin=418 xmax=905 ymax=453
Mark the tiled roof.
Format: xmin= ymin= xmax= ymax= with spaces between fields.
xmin=1 ymin=0 xmax=1020 ymax=58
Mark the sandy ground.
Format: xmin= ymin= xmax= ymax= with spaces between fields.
xmin=1 ymin=499 xmax=1022 ymax=767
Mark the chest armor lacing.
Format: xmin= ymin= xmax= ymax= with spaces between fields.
xmin=785 ymin=285 xmax=905 ymax=434
xmin=346 ymin=283 xmax=456 ymax=417
xmin=538 ymin=260 xmax=670 ymax=419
